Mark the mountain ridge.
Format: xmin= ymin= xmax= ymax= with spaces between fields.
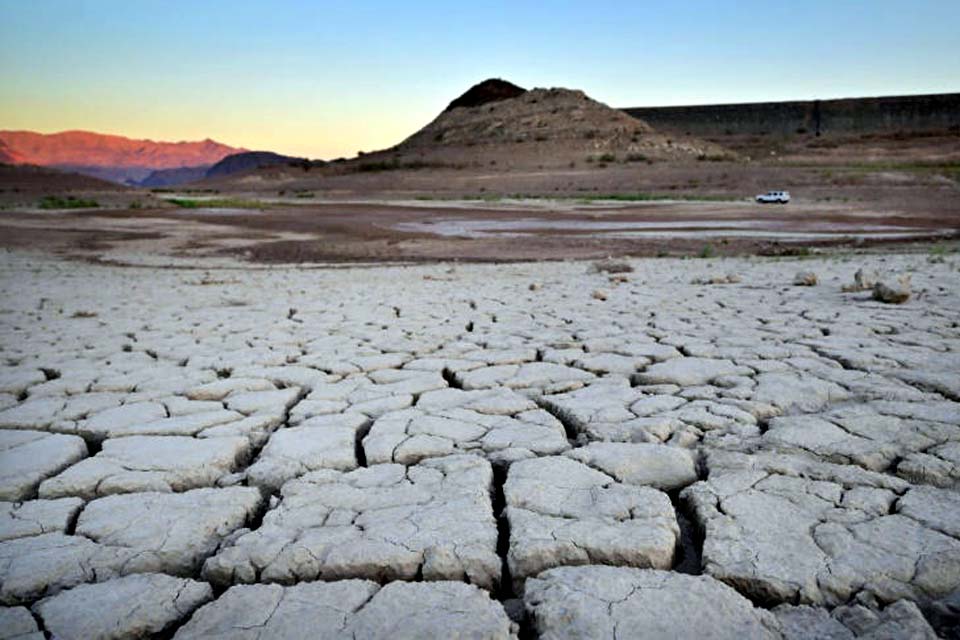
xmin=0 ymin=130 xmax=245 ymax=184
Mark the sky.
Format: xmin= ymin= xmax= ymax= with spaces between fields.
xmin=1 ymin=0 xmax=958 ymax=159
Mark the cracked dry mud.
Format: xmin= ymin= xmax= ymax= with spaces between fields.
xmin=0 ymin=249 xmax=958 ymax=638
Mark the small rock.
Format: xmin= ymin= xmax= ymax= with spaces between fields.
xmin=793 ymin=271 xmax=818 ymax=286
xmin=873 ymin=275 xmax=911 ymax=304
xmin=855 ymin=268 xmax=878 ymax=290
xmin=843 ymin=267 xmax=878 ymax=292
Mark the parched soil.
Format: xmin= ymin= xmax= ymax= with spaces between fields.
xmin=0 ymin=249 xmax=958 ymax=637
xmin=1 ymin=190 xmax=958 ymax=265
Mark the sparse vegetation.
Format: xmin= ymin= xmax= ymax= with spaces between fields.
xmin=166 ymin=198 xmax=266 ymax=209
xmin=38 ymin=195 xmax=99 ymax=209
xmin=413 ymin=193 xmax=739 ymax=204
xmin=577 ymin=193 xmax=737 ymax=203
xmin=929 ymin=244 xmax=955 ymax=261
xmin=354 ymin=159 xmax=457 ymax=173
xmin=699 ymin=244 xmax=717 ymax=258
xmin=788 ymin=160 xmax=960 ymax=182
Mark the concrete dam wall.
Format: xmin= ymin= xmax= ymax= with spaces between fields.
xmin=621 ymin=93 xmax=960 ymax=137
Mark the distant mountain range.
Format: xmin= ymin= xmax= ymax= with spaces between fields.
xmin=0 ymin=130 xmax=303 ymax=186
xmin=0 ymin=131 xmax=303 ymax=187
xmin=0 ymin=130 xmax=243 ymax=184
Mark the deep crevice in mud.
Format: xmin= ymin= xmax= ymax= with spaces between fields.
xmin=151 ymin=604 xmax=204 ymax=640
xmin=82 ymin=435 xmax=103 ymax=457
xmin=441 ymin=367 xmax=463 ymax=390
xmin=669 ymin=489 xmax=704 ymax=576
xmin=756 ymin=416 xmax=773 ymax=435
xmin=926 ymin=604 xmax=960 ymax=640
xmin=533 ymin=397 xmax=580 ymax=445
xmin=244 ymin=491 xmax=273 ymax=537
xmin=491 ymin=461 xmax=534 ymax=638
xmin=63 ymin=502 xmax=82 ymax=536
xmin=491 ymin=463 xmax=514 ymax=602
xmin=237 ymin=389 xmax=307 ymax=485
xmin=27 ymin=607 xmax=49 ymax=640
xmin=354 ymin=418 xmax=373 ymax=467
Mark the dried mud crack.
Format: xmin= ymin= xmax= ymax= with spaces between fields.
xmin=0 ymin=249 xmax=957 ymax=638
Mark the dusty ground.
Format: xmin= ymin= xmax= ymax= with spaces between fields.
xmin=1 ymin=192 xmax=958 ymax=265
xmin=0 ymin=247 xmax=958 ymax=638
xmin=4 ymin=129 xmax=957 ymax=265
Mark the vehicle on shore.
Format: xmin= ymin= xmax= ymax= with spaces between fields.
xmin=756 ymin=190 xmax=791 ymax=204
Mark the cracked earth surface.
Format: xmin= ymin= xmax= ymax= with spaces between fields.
xmin=0 ymin=249 xmax=957 ymax=638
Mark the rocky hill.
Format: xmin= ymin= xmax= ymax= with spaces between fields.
xmin=0 ymin=130 xmax=243 ymax=184
xmin=140 ymin=151 xmax=307 ymax=187
xmin=364 ymin=79 xmax=730 ymax=169
xmin=137 ymin=165 xmax=211 ymax=188
xmin=204 ymin=151 xmax=306 ymax=179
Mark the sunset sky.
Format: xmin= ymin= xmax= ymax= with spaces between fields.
xmin=2 ymin=0 xmax=958 ymax=159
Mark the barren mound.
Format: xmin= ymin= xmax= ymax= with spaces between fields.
xmin=380 ymin=81 xmax=730 ymax=168
xmin=205 ymin=151 xmax=307 ymax=179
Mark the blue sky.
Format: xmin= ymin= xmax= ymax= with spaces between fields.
xmin=1 ymin=0 xmax=958 ymax=158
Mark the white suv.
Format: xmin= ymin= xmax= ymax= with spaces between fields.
xmin=756 ymin=190 xmax=790 ymax=204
